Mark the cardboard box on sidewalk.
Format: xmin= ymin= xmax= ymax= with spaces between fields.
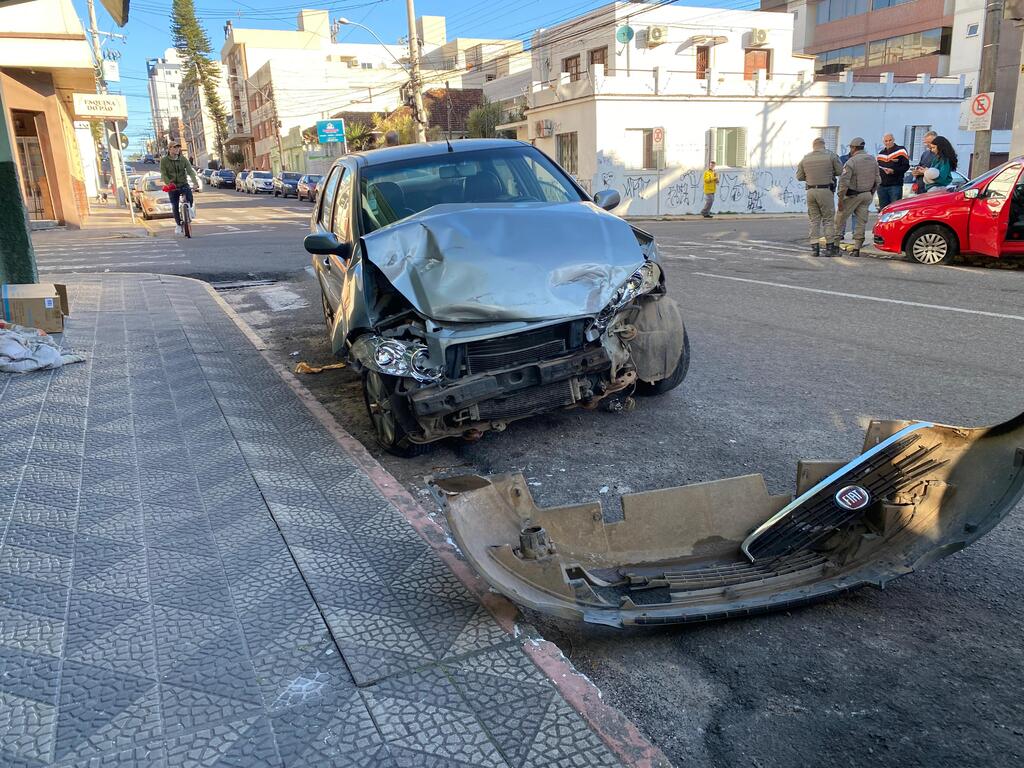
xmin=1 ymin=283 xmax=70 ymax=333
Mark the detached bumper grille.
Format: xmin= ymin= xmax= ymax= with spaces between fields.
xmin=477 ymin=380 xmax=575 ymax=421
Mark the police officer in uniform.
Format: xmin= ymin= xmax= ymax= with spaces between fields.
xmin=833 ymin=137 xmax=881 ymax=257
xmin=796 ymin=138 xmax=843 ymax=257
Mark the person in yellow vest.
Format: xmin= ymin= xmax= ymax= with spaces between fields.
xmin=701 ymin=161 xmax=718 ymax=218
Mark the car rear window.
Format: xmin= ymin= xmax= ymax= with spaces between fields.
xmin=282 ymin=173 xmax=301 ymax=181
xmin=253 ymin=171 xmax=272 ymax=179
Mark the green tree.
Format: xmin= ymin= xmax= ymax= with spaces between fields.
xmin=344 ymin=121 xmax=374 ymax=151
xmin=171 ymin=0 xmax=229 ymax=161
xmin=467 ymin=100 xmax=503 ymax=139
xmin=372 ymin=108 xmax=416 ymax=145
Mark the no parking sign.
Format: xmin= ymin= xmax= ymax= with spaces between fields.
xmin=964 ymin=92 xmax=994 ymax=131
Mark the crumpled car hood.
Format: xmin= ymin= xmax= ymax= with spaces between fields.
xmin=361 ymin=201 xmax=645 ymax=323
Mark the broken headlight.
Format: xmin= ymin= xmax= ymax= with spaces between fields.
xmin=351 ymin=335 xmax=444 ymax=382
xmin=587 ymin=261 xmax=662 ymax=339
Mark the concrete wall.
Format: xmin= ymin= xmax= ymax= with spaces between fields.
xmin=531 ymin=88 xmax=971 ymax=216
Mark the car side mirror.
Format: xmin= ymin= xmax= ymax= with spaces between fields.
xmin=304 ymin=232 xmax=352 ymax=260
xmin=963 ymin=188 xmax=980 ymax=200
xmin=593 ymin=188 xmax=621 ymax=211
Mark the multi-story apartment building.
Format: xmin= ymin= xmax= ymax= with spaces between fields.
xmin=1 ymin=0 xmax=99 ymax=227
xmin=489 ymin=2 xmax=971 ymax=215
xmin=147 ymin=49 xmax=183 ymax=150
xmin=180 ymin=71 xmax=229 ymax=170
xmin=762 ymin=0 xmax=1021 ymax=165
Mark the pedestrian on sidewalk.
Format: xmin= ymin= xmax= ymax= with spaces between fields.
xmin=701 ymin=161 xmax=718 ymax=218
xmin=924 ymin=136 xmax=958 ymax=192
xmin=909 ymin=130 xmax=938 ymax=195
xmin=160 ymin=142 xmax=199 ymax=236
xmin=876 ymin=133 xmax=910 ymax=209
xmin=796 ymin=138 xmax=843 ymax=257
xmin=833 ymin=137 xmax=880 ymax=258
xmin=837 ymin=145 xmax=859 ymax=242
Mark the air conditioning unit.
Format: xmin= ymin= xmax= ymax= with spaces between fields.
xmin=535 ymin=119 xmax=554 ymax=138
xmin=749 ymin=28 xmax=770 ymax=46
xmin=645 ymin=25 xmax=668 ymax=47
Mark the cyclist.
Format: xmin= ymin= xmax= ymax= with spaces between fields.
xmin=159 ymin=141 xmax=199 ymax=235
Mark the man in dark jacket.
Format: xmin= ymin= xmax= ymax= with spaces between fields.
xmin=159 ymin=142 xmax=199 ymax=235
xmin=909 ymin=130 xmax=938 ymax=195
xmin=876 ymin=133 xmax=910 ymax=209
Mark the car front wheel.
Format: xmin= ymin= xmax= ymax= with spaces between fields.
xmin=906 ymin=225 xmax=956 ymax=265
xmin=634 ymin=328 xmax=691 ymax=396
xmin=362 ymin=370 xmax=431 ymax=457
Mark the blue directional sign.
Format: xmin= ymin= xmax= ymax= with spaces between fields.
xmin=316 ymin=119 xmax=346 ymax=144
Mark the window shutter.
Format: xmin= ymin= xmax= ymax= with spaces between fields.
xmin=734 ymin=129 xmax=747 ymax=167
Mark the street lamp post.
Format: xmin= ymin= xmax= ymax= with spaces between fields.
xmin=335 ymin=15 xmax=427 ymax=142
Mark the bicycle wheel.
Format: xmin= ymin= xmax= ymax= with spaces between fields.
xmin=181 ymin=199 xmax=192 ymax=238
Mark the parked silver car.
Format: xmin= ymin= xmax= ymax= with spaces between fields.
xmin=306 ymin=139 xmax=690 ymax=455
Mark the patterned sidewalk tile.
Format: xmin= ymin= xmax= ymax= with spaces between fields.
xmin=0 ymin=275 xmax=623 ymax=768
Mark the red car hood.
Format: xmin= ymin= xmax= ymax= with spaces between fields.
xmin=883 ymin=188 xmax=962 ymax=214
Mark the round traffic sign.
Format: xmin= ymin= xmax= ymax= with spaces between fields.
xmin=652 ymin=127 xmax=664 ymax=144
xmin=971 ymin=93 xmax=991 ymax=116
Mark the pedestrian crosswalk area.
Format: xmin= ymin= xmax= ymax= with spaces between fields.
xmin=32 ymin=235 xmax=189 ymax=274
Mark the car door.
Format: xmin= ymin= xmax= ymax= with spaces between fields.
xmin=967 ymin=163 xmax=1023 ymax=257
xmin=313 ymin=165 xmax=345 ymax=315
xmin=329 ymin=165 xmax=359 ymax=333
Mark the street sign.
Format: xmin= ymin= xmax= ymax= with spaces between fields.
xmin=652 ymin=127 xmax=665 ymax=151
xmin=965 ymin=91 xmax=994 ymax=131
xmin=102 ymin=60 xmax=120 ymax=83
xmin=316 ymin=119 xmax=346 ymax=144
xmin=72 ymin=93 xmax=128 ymax=120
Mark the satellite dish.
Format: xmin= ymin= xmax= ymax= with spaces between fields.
xmin=615 ymin=25 xmax=634 ymax=44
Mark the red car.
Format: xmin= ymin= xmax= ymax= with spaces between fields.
xmin=873 ymin=157 xmax=1024 ymax=265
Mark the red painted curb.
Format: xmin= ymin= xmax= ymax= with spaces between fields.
xmin=202 ymin=281 xmax=673 ymax=768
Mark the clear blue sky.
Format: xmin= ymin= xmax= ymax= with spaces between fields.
xmin=72 ymin=0 xmax=753 ymax=149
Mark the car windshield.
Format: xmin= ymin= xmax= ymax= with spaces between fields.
xmin=282 ymin=173 xmax=301 ymax=181
xmin=144 ymin=178 xmax=163 ymax=191
xmin=253 ymin=171 xmax=272 ymax=179
xmin=359 ymin=145 xmax=583 ymax=233
xmin=307 ymin=175 xmax=322 ymax=183
xmin=962 ymin=165 xmax=1006 ymax=190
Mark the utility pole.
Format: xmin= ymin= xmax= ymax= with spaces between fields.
xmin=405 ymin=0 xmax=428 ymax=143
xmin=1008 ymin=0 xmax=1024 ymax=156
xmin=0 ymin=87 xmax=38 ymax=284
xmin=973 ymin=0 xmax=1004 ymax=173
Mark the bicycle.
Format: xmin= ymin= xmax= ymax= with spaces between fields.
xmin=179 ymin=189 xmax=193 ymax=238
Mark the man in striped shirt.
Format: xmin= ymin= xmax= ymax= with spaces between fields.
xmin=876 ymin=134 xmax=910 ymax=210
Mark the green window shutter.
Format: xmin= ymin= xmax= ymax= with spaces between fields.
xmin=734 ymin=129 xmax=747 ymax=167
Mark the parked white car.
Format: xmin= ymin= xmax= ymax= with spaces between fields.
xmin=246 ymin=170 xmax=274 ymax=194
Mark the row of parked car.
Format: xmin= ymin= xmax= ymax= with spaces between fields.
xmin=205 ymin=168 xmax=322 ymax=201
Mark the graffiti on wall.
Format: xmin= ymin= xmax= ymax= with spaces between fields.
xmin=596 ymin=165 xmax=808 ymax=215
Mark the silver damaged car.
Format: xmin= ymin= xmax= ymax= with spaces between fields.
xmin=306 ymin=139 xmax=690 ymax=455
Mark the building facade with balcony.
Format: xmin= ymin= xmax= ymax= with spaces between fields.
xmin=147 ymin=49 xmax=183 ymax=150
xmin=493 ymin=3 xmax=971 ymax=215
xmin=1 ymin=0 xmax=98 ymax=227
xmin=180 ymin=71 xmax=229 ymax=170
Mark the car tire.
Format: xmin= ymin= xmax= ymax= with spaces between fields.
xmin=906 ymin=225 xmax=956 ymax=265
xmin=274 ymin=191 xmax=279 ymax=197
xmin=634 ymin=328 xmax=691 ymax=396
xmin=361 ymin=370 xmax=432 ymax=457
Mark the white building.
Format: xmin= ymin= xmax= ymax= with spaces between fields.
xmin=147 ymin=49 xmax=183 ymax=149
xmin=180 ymin=71 xmax=229 ymax=170
xmin=495 ymin=2 xmax=972 ymax=216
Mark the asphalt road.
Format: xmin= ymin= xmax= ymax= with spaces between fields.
xmin=35 ymin=196 xmax=1024 ymax=767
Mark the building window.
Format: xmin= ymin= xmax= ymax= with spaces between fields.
xmin=868 ymin=28 xmax=951 ymax=67
xmin=556 ymin=132 xmax=578 ymax=175
xmin=816 ymin=0 xmax=868 ymax=24
xmin=904 ymin=124 xmax=932 ymax=153
xmin=713 ymin=127 xmax=747 ymax=168
xmin=588 ymin=46 xmax=608 ymax=73
xmin=562 ymin=54 xmax=581 ymax=82
xmin=696 ymin=45 xmax=710 ymax=79
xmin=743 ymin=48 xmax=772 ymax=80
xmin=966 ymin=22 xmax=980 ymax=37
xmin=815 ymin=127 xmax=840 ymax=154
xmin=872 ymin=0 xmax=913 ymax=8
xmin=361 ymin=62 xmax=373 ymax=69
xmin=814 ymin=44 xmax=867 ymax=74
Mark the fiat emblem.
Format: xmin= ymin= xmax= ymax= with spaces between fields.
xmin=835 ymin=485 xmax=871 ymax=511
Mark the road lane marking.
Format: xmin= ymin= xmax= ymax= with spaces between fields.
xmin=693 ymin=272 xmax=1024 ymax=322
xmin=660 ymin=253 xmax=717 ymax=261
xmin=203 ymin=229 xmax=263 ymax=236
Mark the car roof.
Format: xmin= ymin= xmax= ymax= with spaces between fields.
xmin=345 ymin=138 xmax=532 ymax=169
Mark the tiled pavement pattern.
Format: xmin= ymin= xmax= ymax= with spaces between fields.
xmin=0 ymin=274 xmax=623 ymax=768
